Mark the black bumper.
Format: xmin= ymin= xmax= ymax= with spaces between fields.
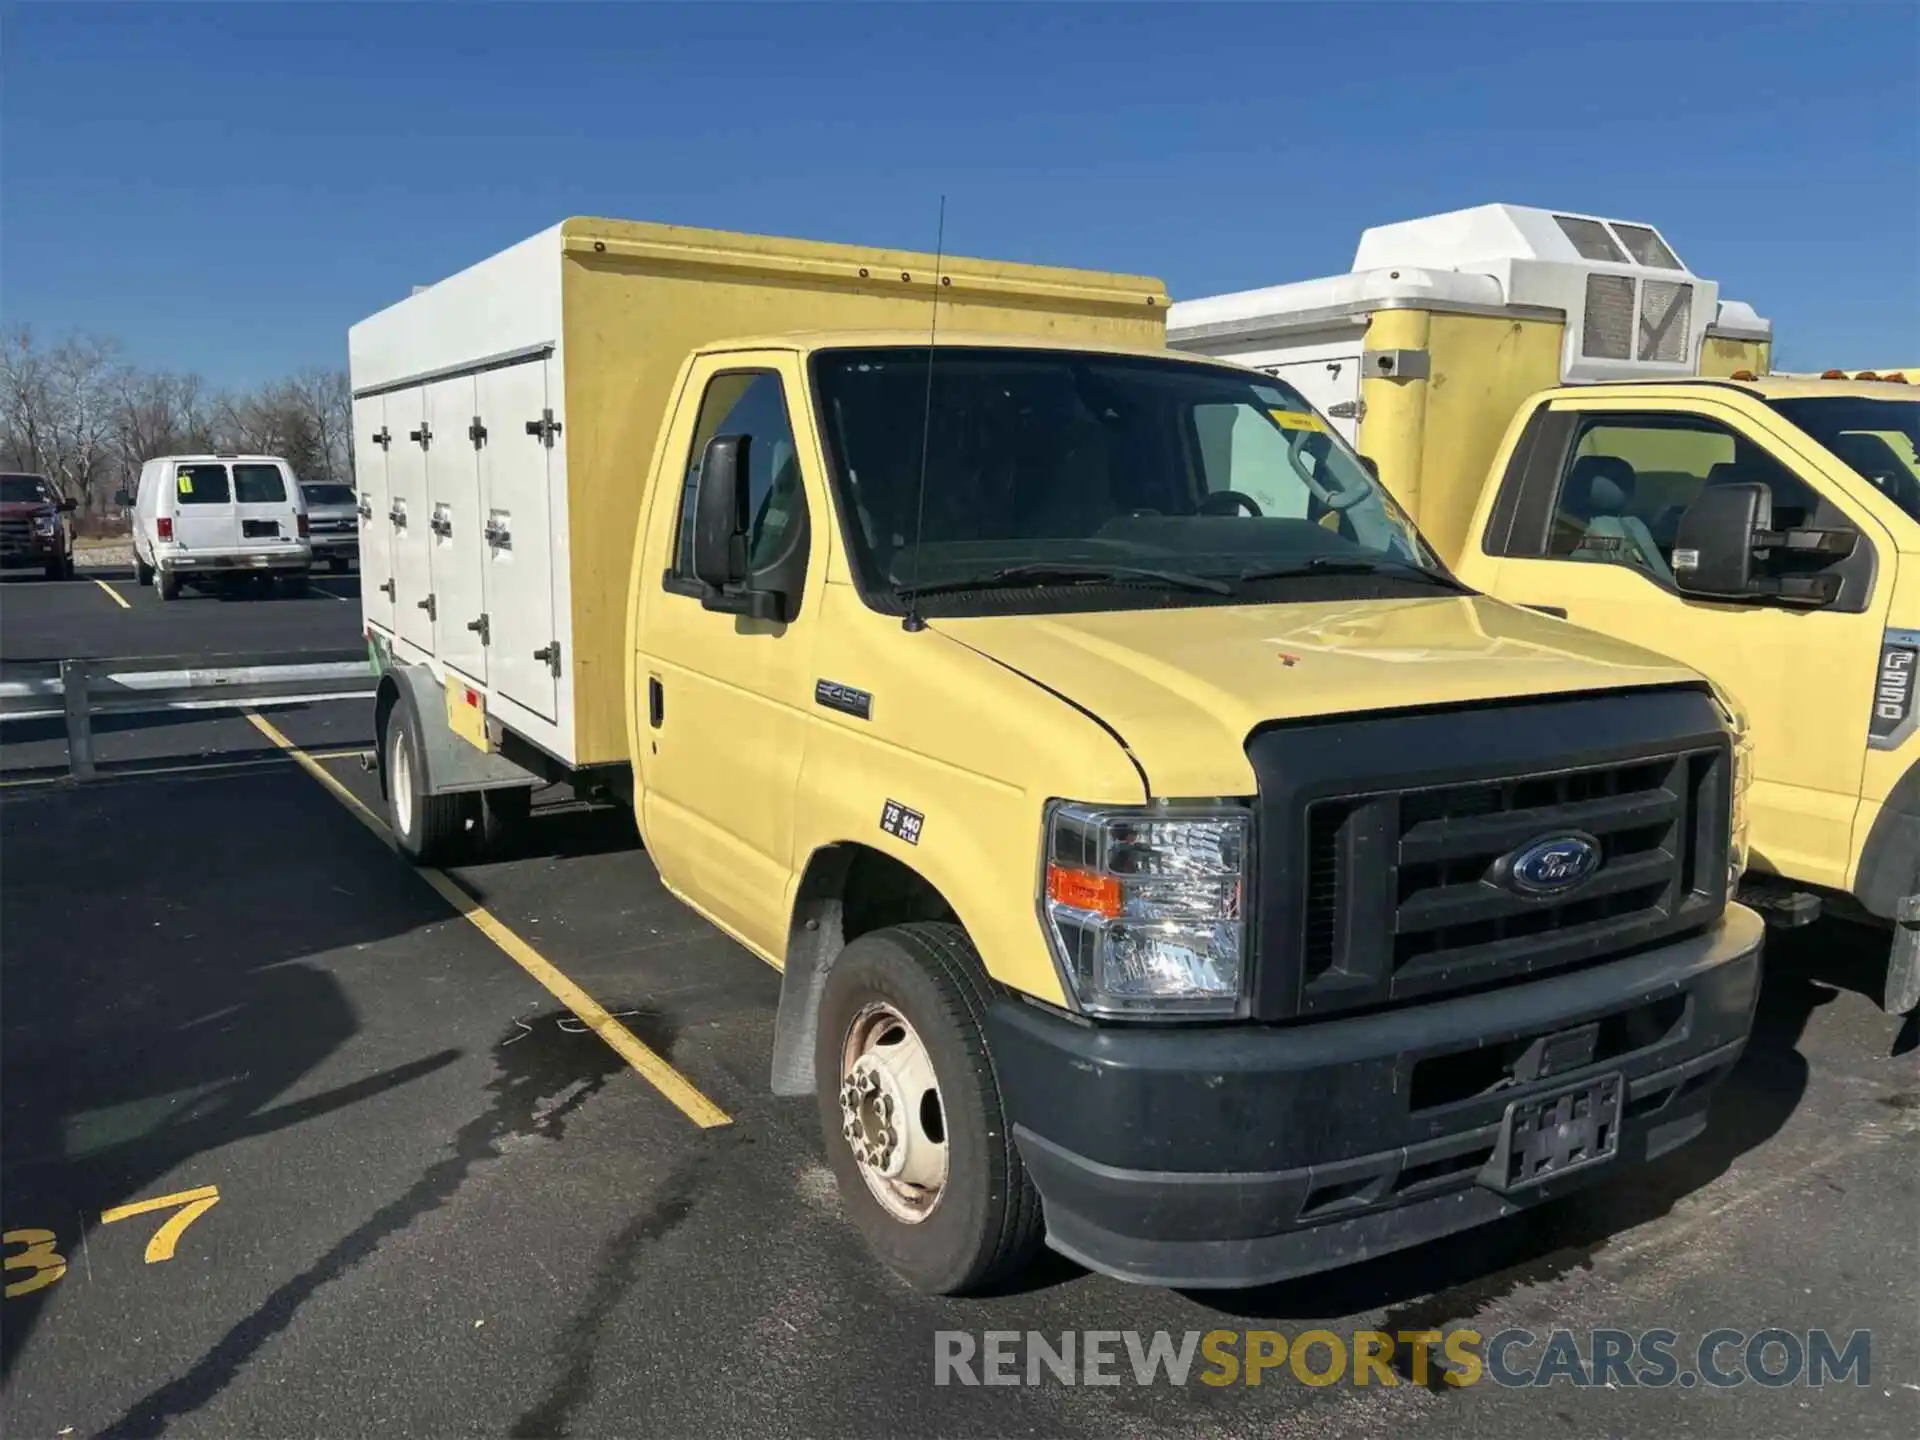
xmin=988 ymin=904 xmax=1763 ymax=1289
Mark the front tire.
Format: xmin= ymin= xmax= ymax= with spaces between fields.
xmin=815 ymin=922 xmax=1043 ymax=1295
xmin=384 ymin=704 xmax=467 ymax=864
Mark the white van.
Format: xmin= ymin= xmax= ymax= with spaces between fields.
xmin=121 ymin=454 xmax=313 ymax=599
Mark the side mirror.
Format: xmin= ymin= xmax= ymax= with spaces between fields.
xmin=1357 ymin=454 xmax=1381 ymax=481
xmin=1673 ymin=481 xmax=1855 ymax=607
xmin=113 ymin=490 xmax=132 ymax=508
xmin=60 ymin=496 xmax=79 ymax=512
xmin=691 ymin=433 xmax=750 ymax=591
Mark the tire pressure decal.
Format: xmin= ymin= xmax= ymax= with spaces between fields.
xmin=1869 ymin=628 xmax=1920 ymax=750
xmin=880 ymin=799 xmax=924 ymax=846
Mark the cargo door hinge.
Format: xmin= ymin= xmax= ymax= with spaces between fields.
xmin=417 ymin=593 xmax=437 ymax=621
xmin=378 ymin=579 xmax=395 ymax=600
xmin=526 ymin=410 xmax=563 ymax=447
xmin=532 ymin=641 xmax=562 ymax=677
xmin=371 ymin=426 xmax=392 ymax=451
xmin=1327 ymin=399 xmax=1365 ymax=421
xmin=469 ymin=416 xmax=488 ymax=449
xmin=467 ymin=614 xmax=491 ymax=646
xmin=409 ymin=423 xmax=432 ymax=450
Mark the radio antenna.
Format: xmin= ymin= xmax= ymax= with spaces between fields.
xmin=902 ymin=194 xmax=946 ymax=633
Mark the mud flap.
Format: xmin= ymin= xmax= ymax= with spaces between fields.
xmin=1888 ymin=896 xmax=1920 ymax=1014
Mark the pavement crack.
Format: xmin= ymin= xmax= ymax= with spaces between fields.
xmin=508 ymin=1148 xmax=718 ymax=1439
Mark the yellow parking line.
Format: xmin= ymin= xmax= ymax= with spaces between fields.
xmin=92 ymin=578 xmax=130 ymax=609
xmin=243 ymin=711 xmax=731 ymax=1129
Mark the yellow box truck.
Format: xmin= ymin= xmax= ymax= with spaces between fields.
xmin=1171 ymin=207 xmax=1920 ymax=1013
xmin=349 ymin=217 xmax=1761 ymax=1294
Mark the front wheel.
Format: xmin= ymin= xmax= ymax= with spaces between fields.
xmin=815 ymin=922 xmax=1043 ymax=1295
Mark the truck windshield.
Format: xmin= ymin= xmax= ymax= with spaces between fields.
xmin=0 ymin=475 xmax=55 ymax=504
xmin=1769 ymin=396 xmax=1920 ymax=523
xmin=811 ymin=346 xmax=1447 ymax=611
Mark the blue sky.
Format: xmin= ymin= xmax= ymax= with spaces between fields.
xmin=4 ymin=2 xmax=1915 ymax=387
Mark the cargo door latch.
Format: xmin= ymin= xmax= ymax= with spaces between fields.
xmin=467 ymin=614 xmax=491 ymax=646
xmin=533 ymin=641 xmax=562 ymax=677
xmin=526 ymin=410 xmax=563 ymax=447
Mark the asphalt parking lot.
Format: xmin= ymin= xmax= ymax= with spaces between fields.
xmin=2 ymin=568 xmax=1917 ymax=1439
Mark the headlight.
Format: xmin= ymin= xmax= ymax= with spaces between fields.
xmin=32 ymin=513 xmax=57 ymax=536
xmin=1041 ymin=800 xmax=1251 ymax=1018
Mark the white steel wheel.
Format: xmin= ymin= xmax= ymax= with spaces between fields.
xmin=839 ymin=1001 xmax=949 ymax=1223
xmin=388 ymin=721 xmax=415 ymax=838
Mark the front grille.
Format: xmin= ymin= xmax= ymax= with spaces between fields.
xmin=1244 ymin=687 xmax=1733 ymax=1020
xmin=1301 ymin=750 xmax=1723 ymax=1009
xmin=0 ymin=517 xmax=37 ymax=553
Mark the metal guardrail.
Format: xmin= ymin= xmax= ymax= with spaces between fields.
xmin=0 ymin=648 xmax=375 ymax=779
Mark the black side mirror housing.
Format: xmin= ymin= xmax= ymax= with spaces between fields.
xmin=691 ymin=433 xmax=749 ymax=591
xmin=60 ymin=496 xmax=79 ymax=512
xmin=689 ymin=434 xmax=787 ymax=621
xmin=1673 ymin=481 xmax=1855 ymax=607
xmin=112 ymin=490 xmax=132 ymax=508
xmin=1357 ymin=454 xmax=1381 ymax=481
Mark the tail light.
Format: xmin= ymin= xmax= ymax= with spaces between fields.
xmin=157 ymin=517 xmax=173 ymax=540
xmin=297 ymin=514 xmax=311 ymax=538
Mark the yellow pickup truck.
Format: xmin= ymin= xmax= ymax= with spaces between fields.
xmin=350 ymin=217 xmax=1760 ymax=1294
xmin=1172 ymin=204 xmax=1920 ymax=1014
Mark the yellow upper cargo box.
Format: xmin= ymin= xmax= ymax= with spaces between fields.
xmin=347 ymin=218 xmax=1168 ymax=768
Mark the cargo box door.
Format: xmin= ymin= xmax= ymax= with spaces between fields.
xmin=385 ymin=386 xmax=434 ymax=651
xmin=477 ymin=360 xmax=559 ymax=721
xmin=353 ymin=394 xmax=396 ymax=630
xmin=425 ymin=375 xmax=488 ymax=684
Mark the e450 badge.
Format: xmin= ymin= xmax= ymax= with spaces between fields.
xmin=880 ymin=799 xmax=924 ymax=846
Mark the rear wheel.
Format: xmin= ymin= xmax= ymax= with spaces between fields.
xmin=135 ymin=553 xmax=153 ymax=586
xmin=479 ymin=785 xmax=535 ymax=853
xmin=815 ymin=922 xmax=1043 ymax=1295
xmin=384 ymin=705 xmax=467 ymax=864
xmin=157 ymin=569 xmax=180 ymax=601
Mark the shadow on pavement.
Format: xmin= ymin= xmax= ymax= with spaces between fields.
xmin=0 ymin=766 xmax=460 ymax=1376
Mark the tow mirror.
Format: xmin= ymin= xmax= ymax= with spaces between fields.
xmin=1672 ymin=481 xmax=1855 ymax=607
xmin=113 ymin=489 xmax=133 ymax=508
xmin=691 ymin=433 xmax=750 ymax=592
xmin=1357 ymin=454 xmax=1381 ymax=481
xmin=60 ymin=496 xmax=79 ymax=513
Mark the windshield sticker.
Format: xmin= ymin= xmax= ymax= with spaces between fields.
xmin=1269 ymin=410 xmax=1328 ymax=434
xmin=880 ymin=799 xmax=923 ymax=846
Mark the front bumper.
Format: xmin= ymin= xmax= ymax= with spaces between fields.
xmin=988 ymin=903 xmax=1763 ymax=1288
xmin=308 ymin=531 xmax=359 ymax=557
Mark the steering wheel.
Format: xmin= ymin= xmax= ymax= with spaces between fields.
xmin=1289 ymin=429 xmax=1370 ymax=511
xmin=1198 ymin=490 xmax=1264 ymax=518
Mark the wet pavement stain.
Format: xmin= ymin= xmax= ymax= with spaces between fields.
xmin=97 ymin=1009 xmax=668 ymax=1439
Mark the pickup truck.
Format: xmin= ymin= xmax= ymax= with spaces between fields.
xmin=1171 ymin=202 xmax=1920 ymax=1013
xmin=349 ymin=217 xmax=1761 ymax=1294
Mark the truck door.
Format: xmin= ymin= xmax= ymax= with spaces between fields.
xmin=385 ymin=387 xmax=434 ymax=651
xmin=632 ymin=355 xmax=819 ymax=957
xmin=477 ymin=359 xmax=560 ymax=722
xmin=1479 ymin=397 xmax=1891 ymax=891
xmin=425 ymin=375 xmax=488 ymax=684
xmin=352 ymin=395 xmax=396 ymax=630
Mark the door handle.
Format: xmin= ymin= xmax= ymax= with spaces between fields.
xmin=1523 ymin=604 xmax=1568 ymax=619
xmin=648 ymin=677 xmax=664 ymax=729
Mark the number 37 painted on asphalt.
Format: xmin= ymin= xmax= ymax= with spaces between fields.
xmin=4 ymin=1185 xmax=221 ymax=1298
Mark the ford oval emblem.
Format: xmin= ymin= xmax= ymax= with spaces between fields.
xmin=1504 ymin=832 xmax=1602 ymax=896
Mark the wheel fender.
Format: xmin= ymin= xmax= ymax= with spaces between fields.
xmin=377 ymin=663 xmax=540 ymax=799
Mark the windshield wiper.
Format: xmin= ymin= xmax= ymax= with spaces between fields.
xmin=896 ymin=561 xmax=1233 ymax=599
xmin=1235 ymin=556 xmax=1469 ymax=592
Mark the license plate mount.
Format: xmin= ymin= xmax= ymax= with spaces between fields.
xmin=1485 ymin=1072 xmax=1623 ymax=1193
